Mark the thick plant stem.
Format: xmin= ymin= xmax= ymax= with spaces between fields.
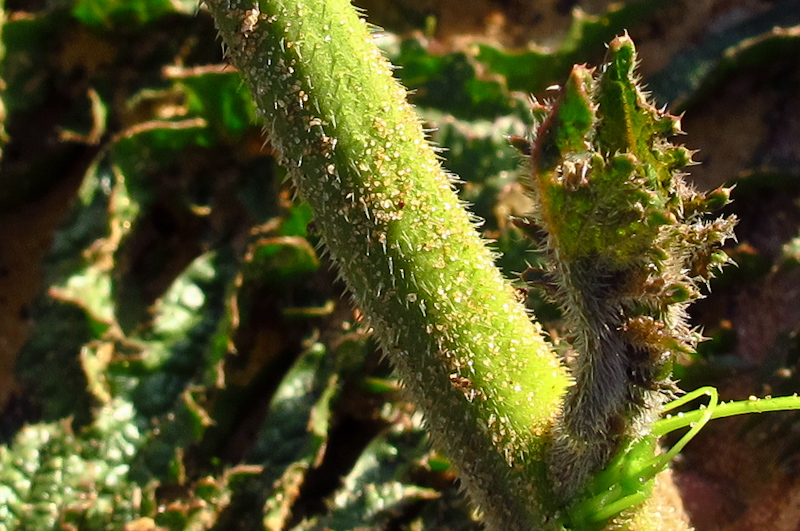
xmin=204 ymin=1 xmax=571 ymax=529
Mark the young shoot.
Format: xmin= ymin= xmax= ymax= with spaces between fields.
xmin=563 ymin=388 xmax=800 ymax=530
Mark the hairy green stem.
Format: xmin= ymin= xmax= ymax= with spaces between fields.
xmin=203 ymin=1 xmax=571 ymax=529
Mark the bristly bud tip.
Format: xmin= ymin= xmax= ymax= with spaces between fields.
xmin=514 ymin=35 xmax=737 ymax=504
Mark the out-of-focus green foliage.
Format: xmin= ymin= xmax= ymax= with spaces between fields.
xmin=471 ymin=0 xmax=668 ymax=94
xmin=1 ymin=0 xmax=799 ymax=529
xmin=72 ymin=0 xmax=196 ymax=28
xmin=0 ymin=400 xmax=141 ymax=531
xmin=648 ymin=2 xmax=800 ymax=109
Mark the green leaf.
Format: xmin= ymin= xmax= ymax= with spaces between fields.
xmin=245 ymin=237 xmax=320 ymax=288
xmin=782 ymin=232 xmax=800 ymax=267
xmin=178 ymin=70 xmax=258 ymax=142
xmin=279 ymin=202 xmax=314 ymax=238
xmin=0 ymin=399 xmax=143 ymax=531
xmin=112 ymin=119 xmax=211 ymax=171
xmin=387 ymin=37 xmax=521 ymax=120
xmin=295 ymin=423 xmax=439 ymax=531
xmin=648 ymin=2 xmax=800 ymax=109
xmin=72 ymin=0 xmax=176 ymax=29
xmin=130 ymin=250 xmax=238 ymax=416
xmin=474 ymin=0 xmax=668 ymax=94
xmin=213 ymin=342 xmax=340 ymax=531
xmin=1 ymin=14 xmax=59 ymax=115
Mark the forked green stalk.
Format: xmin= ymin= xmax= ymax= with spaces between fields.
xmin=203 ymin=1 xmax=569 ymax=529
xmin=565 ymin=388 xmax=800 ymax=530
xmin=203 ymin=2 xmax=800 ymax=530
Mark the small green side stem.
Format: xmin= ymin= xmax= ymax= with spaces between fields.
xmin=655 ymin=393 xmax=800 ymax=435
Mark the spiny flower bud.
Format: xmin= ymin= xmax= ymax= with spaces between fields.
xmin=516 ymin=34 xmax=736 ymax=500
